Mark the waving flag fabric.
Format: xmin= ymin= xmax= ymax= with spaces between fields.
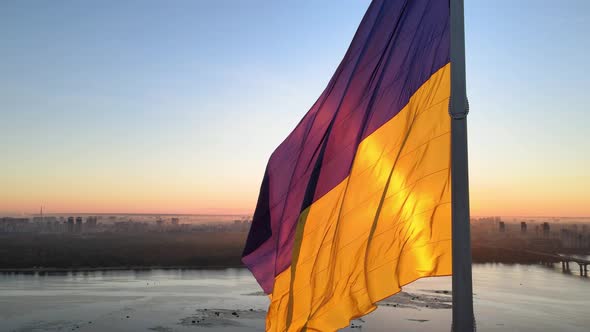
xmin=243 ymin=1 xmax=451 ymax=330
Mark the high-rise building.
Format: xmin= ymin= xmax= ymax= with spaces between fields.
xmin=75 ymin=217 xmax=83 ymax=233
xmin=67 ymin=217 xmax=75 ymax=233
xmin=85 ymin=216 xmax=98 ymax=231
xmin=542 ymin=222 xmax=550 ymax=237
xmin=520 ymin=222 xmax=527 ymax=233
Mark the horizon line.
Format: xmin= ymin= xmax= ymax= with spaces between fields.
xmin=0 ymin=212 xmax=252 ymax=217
xmin=1 ymin=212 xmax=589 ymax=219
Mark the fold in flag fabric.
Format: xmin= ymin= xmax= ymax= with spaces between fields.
xmin=243 ymin=1 xmax=452 ymax=330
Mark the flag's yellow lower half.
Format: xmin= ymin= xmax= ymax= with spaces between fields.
xmin=266 ymin=64 xmax=452 ymax=332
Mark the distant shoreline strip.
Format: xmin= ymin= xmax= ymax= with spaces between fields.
xmin=0 ymin=265 xmax=246 ymax=273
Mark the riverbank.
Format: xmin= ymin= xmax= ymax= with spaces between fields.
xmin=0 ymin=232 xmax=248 ymax=270
xmin=0 ymin=265 xmax=244 ymax=273
xmin=3 ymin=232 xmax=589 ymax=273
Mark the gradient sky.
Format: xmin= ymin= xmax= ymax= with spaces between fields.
xmin=1 ymin=0 xmax=589 ymax=217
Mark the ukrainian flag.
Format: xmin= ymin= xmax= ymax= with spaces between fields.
xmin=243 ymin=1 xmax=451 ymax=330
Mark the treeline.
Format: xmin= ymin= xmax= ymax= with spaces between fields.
xmin=0 ymin=232 xmax=248 ymax=270
xmin=1 ymin=231 xmax=585 ymax=271
xmin=471 ymin=246 xmax=559 ymax=264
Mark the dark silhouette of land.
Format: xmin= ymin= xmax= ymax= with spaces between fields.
xmin=0 ymin=232 xmax=247 ymax=271
xmin=1 ymin=216 xmax=589 ymax=272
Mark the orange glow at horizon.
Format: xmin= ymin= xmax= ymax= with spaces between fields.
xmin=2 ymin=191 xmax=588 ymax=217
xmin=469 ymin=172 xmax=590 ymax=218
xmin=1 ymin=176 xmax=589 ymax=217
xmin=0 ymin=171 xmax=259 ymax=215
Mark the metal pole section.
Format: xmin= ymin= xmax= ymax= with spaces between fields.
xmin=450 ymin=0 xmax=475 ymax=331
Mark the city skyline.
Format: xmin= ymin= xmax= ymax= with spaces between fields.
xmin=1 ymin=1 xmax=589 ymax=217
xmin=2 ymin=209 xmax=590 ymax=219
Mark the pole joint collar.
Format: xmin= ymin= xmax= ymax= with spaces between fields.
xmin=449 ymin=97 xmax=469 ymax=119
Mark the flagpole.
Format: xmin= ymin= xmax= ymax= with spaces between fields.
xmin=450 ymin=0 xmax=475 ymax=331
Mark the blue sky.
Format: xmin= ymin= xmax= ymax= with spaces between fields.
xmin=1 ymin=0 xmax=589 ymax=216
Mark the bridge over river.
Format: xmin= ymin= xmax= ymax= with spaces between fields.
xmin=525 ymin=250 xmax=589 ymax=276
xmin=474 ymin=246 xmax=589 ymax=277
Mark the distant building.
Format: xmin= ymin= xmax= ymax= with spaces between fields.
xmin=499 ymin=221 xmax=505 ymax=233
xmin=520 ymin=222 xmax=527 ymax=233
xmin=542 ymin=222 xmax=550 ymax=236
xmin=67 ymin=217 xmax=75 ymax=233
xmin=0 ymin=217 xmax=30 ymax=233
xmin=85 ymin=216 xmax=98 ymax=231
xmin=171 ymin=218 xmax=179 ymax=226
xmin=75 ymin=217 xmax=83 ymax=233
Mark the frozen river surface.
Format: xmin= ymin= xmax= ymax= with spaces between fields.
xmin=1 ymin=264 xmax=589 ymax=331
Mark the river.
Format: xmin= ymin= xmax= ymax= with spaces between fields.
xmin=1 ymin=263 xmax=588 ymax=331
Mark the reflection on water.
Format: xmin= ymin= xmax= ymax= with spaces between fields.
xmin=0 ymin=264 xmax=588 ymax=331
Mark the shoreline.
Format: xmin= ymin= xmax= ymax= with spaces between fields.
xmin=0 ymin=265 xmax=245 ymax=273
xmin=0 ymin=261 xmax=564 ymax=274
